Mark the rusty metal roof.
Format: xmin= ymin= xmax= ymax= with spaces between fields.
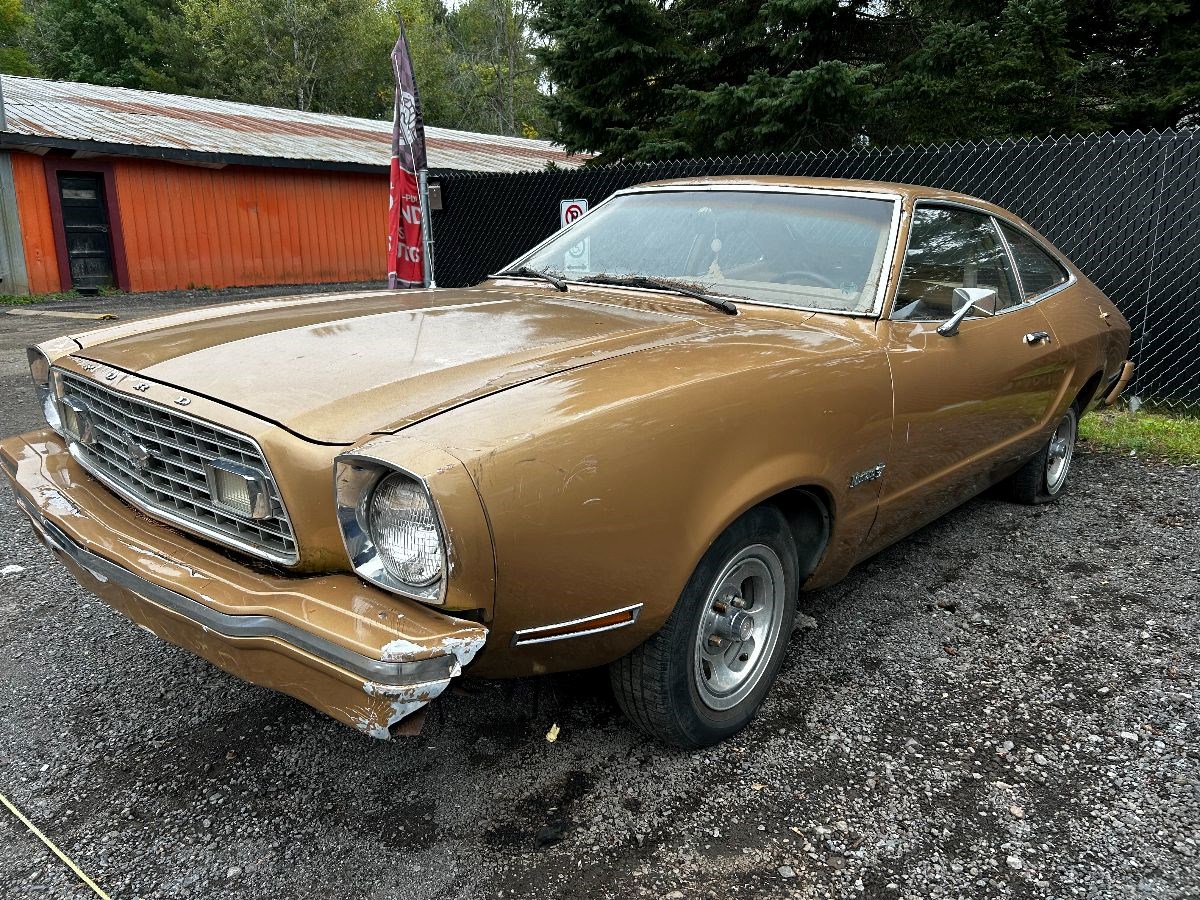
xmin=0 ymin=75 xmax=590 ymax=173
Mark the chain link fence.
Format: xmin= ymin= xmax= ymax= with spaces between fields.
xmin=430 ymin=130 xmax=1200 ymax=408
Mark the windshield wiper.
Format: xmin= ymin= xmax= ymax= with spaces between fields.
xmin=577 ymin=274 xmax=737 ymax=315
xmin=496 ymin=265 xmax=568 ymax=292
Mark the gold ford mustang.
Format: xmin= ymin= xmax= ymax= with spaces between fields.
xmin=3 ymin=177 xmax=1133 ymax=748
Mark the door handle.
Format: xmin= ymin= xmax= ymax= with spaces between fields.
xmin=1023 ymin=331 xmax=1052 ymax=345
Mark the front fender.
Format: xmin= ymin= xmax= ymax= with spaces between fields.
xmin=339 ymin=433 xmax=496 ymax=617
xmin=402 ymin=326 xmax=893 ymax=677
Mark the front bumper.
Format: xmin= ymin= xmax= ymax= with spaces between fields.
xmin=1 ymin=429 xmax=487 ymax=738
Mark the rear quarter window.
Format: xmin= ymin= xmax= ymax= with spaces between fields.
xmin=1000 ymin=222 xmax=1069 ymax=298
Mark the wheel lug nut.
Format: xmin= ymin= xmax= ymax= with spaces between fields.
xmin=712 ymin=600 xmax=729 ymax=615
xmin=708 ymin=634 xmax=726 ymax=649
xmin=730 ymin=596 xmax=747 ymax=609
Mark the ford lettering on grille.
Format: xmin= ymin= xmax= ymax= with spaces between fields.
xmin=58 ymin=371 xmax=298 ymax=563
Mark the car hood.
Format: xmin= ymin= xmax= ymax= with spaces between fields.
xmin=71 ymin=287 xmax=714 ymax=444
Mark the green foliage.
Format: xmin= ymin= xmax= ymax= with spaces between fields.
xmin=0 ymin=289 xmax=81 ymax=305
xmin=531 ymin=0 xmax=673 ymax=159
xmin=1075 ymin=0 xmax=1200 ymax=131
xmin=1080 ymin=408 xmax=1200 ymax=462
xmin=17 ymin=0 xmax=548 ymax=132
xmin=0 ymin=0 xmax=35 ymax=74
xmin=442 ymin=0 xmax=548 ymax=136
xmin=23 ymin=0 xmax=178 ymax=86
xmin=535 ymin=0 xmax=1200 ymax=160
xmin=159 ymin=0 xmax=407 ymax=116
xmin=870 ymin=0 xmax=1200 ymax=143
xmin=13 ymin=0 xmax=1199 ymax=150
xmin=534 ymin=0 xmax=887 ymax=160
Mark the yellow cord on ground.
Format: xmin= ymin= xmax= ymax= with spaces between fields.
xmin=0 ymin=791 xmax=112 ymax=900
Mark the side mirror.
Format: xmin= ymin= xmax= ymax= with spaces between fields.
xmin=937 ymin=287 xmax=998 ymax=336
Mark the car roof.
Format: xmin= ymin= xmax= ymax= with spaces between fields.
xmin=619 ymin=174 xmax=1073 ymax=274
xmin=626 ymin=175 xmax=1009 ymax=215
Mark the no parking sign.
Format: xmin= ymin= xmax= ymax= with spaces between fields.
xmin=559 ymin=198 xmax=590 ymax=273
xmin=560 ymin=198 xmax=588 ymax=229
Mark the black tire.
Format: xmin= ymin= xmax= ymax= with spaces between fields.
xmin=609 ymin=505 xmax=798 ymax=749
xmin=1003 ymin=405 xmax=1079 ymax=505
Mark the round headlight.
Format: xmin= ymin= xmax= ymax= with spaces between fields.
xmin=367 ymin=473 xmax=443 ymax=586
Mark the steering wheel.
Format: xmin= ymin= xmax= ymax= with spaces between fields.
xmin=773 ymin=269 xmax=838 ymax=289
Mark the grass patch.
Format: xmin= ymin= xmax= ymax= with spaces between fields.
xmin=1 ymin=287 xmax=126 ymax=305
xmin=0 ymin=290 xmax=81 ymax=306
xmin=1080 ymin=408 xmax=1200 ymax=463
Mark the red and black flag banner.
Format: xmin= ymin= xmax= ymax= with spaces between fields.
xmin=387 ymin=18 xmax=428 ymax=289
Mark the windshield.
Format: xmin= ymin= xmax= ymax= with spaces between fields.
xmin=511 ymin=189 xmax=898 ymax=313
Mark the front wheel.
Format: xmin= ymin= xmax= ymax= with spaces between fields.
xmin=1003 ymin=406 xmax=1078 ymax=504
xmin=609 ymin=506 xmax=798 ymax=749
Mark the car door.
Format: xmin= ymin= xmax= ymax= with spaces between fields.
xmin=997 ymin=219 xmax=1120 ymax=395
xmin=867 ymin=202 xmax=1065 ymax=552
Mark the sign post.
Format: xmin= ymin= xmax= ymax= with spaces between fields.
xmin=419 ymin=169 xmax=435 ymax=288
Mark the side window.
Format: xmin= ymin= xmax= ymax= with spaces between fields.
xmin=892 ymin=206 xmax=1020 ymax=321
xmin=1000 ymin=222 xmax=1069 ymax=299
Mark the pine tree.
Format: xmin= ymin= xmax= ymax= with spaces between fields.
xmin=24 ymin=0 xmax=179 ymax=87
xmin=535 ymin=0 xmax=1200 ymax=158
xmin=535 ymin=0 xmax=883 ymax=161
xmin=534 ymin=0 xmax=675 ymax=159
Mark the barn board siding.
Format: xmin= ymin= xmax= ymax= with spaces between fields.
xmin=111 ymin=159 xmax=388 ymax=291
xmin=11 ymin=151 xmax=61 ymax=293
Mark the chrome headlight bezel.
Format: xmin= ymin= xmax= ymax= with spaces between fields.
xmin=334 ymin=455 xmax=447 ymax=604
xmin=27 ymin=346 xmax=50 ymax=388
xmin=27 ymin=347 xmax=62 ymax=434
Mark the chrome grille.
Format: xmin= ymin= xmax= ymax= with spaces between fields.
xmin=59 ymin=371 xmax=298 ymax=563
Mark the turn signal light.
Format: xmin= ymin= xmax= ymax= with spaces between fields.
xmin=205 ymin=459 xmax=272 ymax=520
xmin=60 ymin=396 xmax=95 ymax=446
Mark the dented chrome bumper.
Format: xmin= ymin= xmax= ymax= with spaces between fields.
xmin=2 ymin=429 xmax=487 ymax=739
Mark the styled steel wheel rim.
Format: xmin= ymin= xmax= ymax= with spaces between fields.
xmin=693 ymin=543 xmax=787 ymax=712
xmin=1046 ymin=411 xmax=1076 ymax=494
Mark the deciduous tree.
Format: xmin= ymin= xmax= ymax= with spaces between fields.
xmin=444 ymin=0 xmax=548 ymax=137
xmin=0 ymin=0 xmax=35 ymax=74
xmin=164 ymin=0 xmax=435 ymax=117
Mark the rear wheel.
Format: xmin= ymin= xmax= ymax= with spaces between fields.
xmin=1003 ymin=405 xmax=1078 ymax=504
xmin=609 ymin=506 xmax=798 ymax=749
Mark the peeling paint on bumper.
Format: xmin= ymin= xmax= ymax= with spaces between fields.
xmin=1 ymin=429 xmax=488 ymax=738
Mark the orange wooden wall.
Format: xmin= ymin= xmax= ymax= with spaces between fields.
xmin=11 ymin=152 xmax=63 ymax=294
xmin=111 ymin=159 xmax=389 ymax=292
xmin=10 ymin=152 xmax=390 ymax=294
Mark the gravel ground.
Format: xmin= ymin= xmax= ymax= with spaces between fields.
xmin=0 ymin=290 xmax=1197 ymax=900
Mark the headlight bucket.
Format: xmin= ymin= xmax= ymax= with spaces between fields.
xmin=335 ymin=457 xmax=446 ymax=604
